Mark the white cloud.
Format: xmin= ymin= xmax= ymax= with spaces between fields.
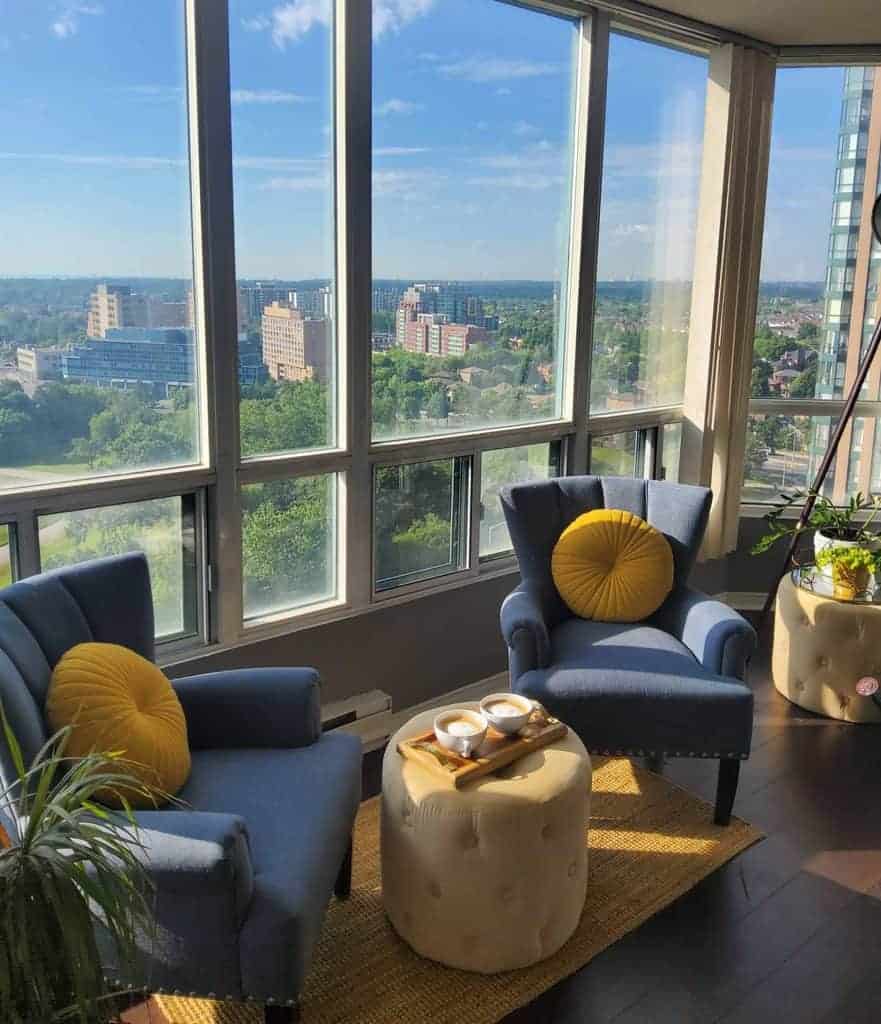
xmin=465 ymin=141 xmax=568 ymax=192
xmin=0 ymin=151 xmax=181 ymax=169
xmin=476 ymin=143 xmax=566 ymax=174
xmin=437 ymin=57 xmax=563 ymax=83
xmin=270 ymin=0 xmax=331 ymax=48
xmin=121 ymin=85 xmax=182 ymax=103
xmin=375 ymin=146 xmax=431 ymax=156
xmin=373 ymin=0 xmax=434 ymax=40
xmin=614 ymin=223 xmax=651 ymax=237
xmin=376 ymin=98 xmax=423 ymax=117
xmin=51 ymin=2 xmax=103 ymax=39
xmin=259 ymin=175 xmax=329 ymax=191
xmin=465 ymin=173 xmax=564 ymax=191
xmin=603 ymin=141 xmax=704 ymax=182
xmin=231 ymin=89 xmax=311 ymax=105
xmin=0 ymin=150 xmax=334 ymax=175
xmin=234 ymin=155 xmax=327 ymax=171
xmin=513 ymin=120 xmax=538 ymax=136
xmin=373 ymin=167 xmax=444 ymax=200
xmin=495 ymin=87 xmax=512 ymax=97
xmin=263 ymin=0 xmax=433 ymax=49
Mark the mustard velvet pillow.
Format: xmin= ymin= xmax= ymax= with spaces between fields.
xmin=47 ymin=642 xmax=190 ymax=808
xmin=551 ymin=509 xmax=674 ymax=622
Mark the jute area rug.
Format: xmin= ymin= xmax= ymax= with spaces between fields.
xmin=157 ymin=757 xmax=762 ymax=1024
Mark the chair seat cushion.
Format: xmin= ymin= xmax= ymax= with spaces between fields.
xmin=177 ymin=732 xmax=362 ymax=998
xmin=551 ymin=509 xmax=673 ymax=622
xmin=516 ymin=618 xmax=753 ymax=758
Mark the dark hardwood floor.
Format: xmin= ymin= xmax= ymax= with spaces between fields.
xmin=498 ymin=630 xmax=881 ymax=1024
xmin=129 ymin=629 xmax=881 ymax=1024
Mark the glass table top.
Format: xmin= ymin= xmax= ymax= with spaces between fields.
xmin=791 ymin=565 xmax=881 ymax=605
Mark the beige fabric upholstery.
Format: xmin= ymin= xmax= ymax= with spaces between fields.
xmin=773 ymin=574 xmax=881 ymax=723
xmin=381 ymin=703 xmax=591 ymax=974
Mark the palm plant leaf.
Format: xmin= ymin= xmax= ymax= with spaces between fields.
xmin=0 ymin=702 xmax=162 ymax=1024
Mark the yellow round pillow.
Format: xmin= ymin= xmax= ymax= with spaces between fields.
xmin=47 ymin=642 xmax=190 ymax=808
xmin=551 ymin=509 xmax=674 ymax=622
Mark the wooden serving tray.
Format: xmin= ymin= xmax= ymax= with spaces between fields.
xmin=397 ymin=711 xmax=567 ymax=788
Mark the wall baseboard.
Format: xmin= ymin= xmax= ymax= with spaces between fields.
xmin=713 ymin=591 xmax=767 ymax=611
xmin=331 ymin=671 xmax=509 ymax=753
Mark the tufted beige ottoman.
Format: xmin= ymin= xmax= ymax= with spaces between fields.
xmin=773 ymin=573 xmax=881 ymax=722
xmin=381 ymin=702 xmax=591 ymax=974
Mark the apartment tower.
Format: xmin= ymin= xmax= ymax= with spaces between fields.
xmin=816 ymin=67 xmax=881 ymax=499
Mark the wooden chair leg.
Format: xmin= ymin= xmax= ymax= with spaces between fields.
xmin=264 ymin=1003 xmax=300 ymax=1023
xmin=334 ymin=836 xmax=353 ymax=899
xmin=714 ymin=758 xmax=741 ymax=826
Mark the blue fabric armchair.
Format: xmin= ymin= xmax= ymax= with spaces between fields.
xmin=0 ymin=553 xmax=361 ymax=1023
xmin=500 ymin=475 xmax=756 ymax=825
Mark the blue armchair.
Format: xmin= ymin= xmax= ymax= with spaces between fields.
xmin=0 ymin=553 xmax=361 ymax=1023
xmin=500 ymin=476 xmax=756 ymax=825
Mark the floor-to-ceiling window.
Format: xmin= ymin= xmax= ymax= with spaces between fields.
xmin=0 ymin=1 xmax=727 ymax=655
xmin=744 ymin=64 xmax=880 ymax=506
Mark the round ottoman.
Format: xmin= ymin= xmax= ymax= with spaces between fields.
xmin=773 ymin=572 xmax=881 ymax=722
xmin=381 ymin=702 xmax=591 ymax=973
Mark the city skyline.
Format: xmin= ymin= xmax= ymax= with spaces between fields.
xmin=0 ymin=1 xmax=851 ymax=284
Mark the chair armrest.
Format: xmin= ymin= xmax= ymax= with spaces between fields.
xmin=132 ymin=810 xmax=254 ymax=927
xmin=658 ymin=587 xmax=757 ymax=679
xmin=172 ymin=667 xmax=321 ymax=750
xmin=500 ymin=582 xmax=552 ymax=680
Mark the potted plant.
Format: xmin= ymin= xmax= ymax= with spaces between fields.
xmin=751 ymin=489 xmax=881 ymax=583
xmin=0 ymin=707 xmax=157 ymax=1024
xmin=815 ymin=544 xmax=879 ymax=601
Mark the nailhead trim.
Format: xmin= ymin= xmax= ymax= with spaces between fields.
xmin=588 ymin=747 xmax=748 ymax=760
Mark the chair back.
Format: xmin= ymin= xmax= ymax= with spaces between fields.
xmin=500 ymin=475 xmax=711 ymax=627
xmin=0 ymin=553 xmax=154 ymax=822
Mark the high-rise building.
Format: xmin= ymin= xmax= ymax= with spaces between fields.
xmin=400 ymin=313 xmax=491 ymax=357
xmin=261 ymin=301 xmax=330 ymax=383
xmin=395 ymin=282 xmax=495 ymax=352
xmin=291 ymin=286 xmax=333 ymax=319
xmin=237 ymin=282 xmax=292 ymax=325
xmin=62 ymin=328 xmax=195 ymax=398
xmin=86 ymin=283 xmax=148 ymax=339
xmin=372 ymin=286 xmax=404 ymax=313
xmin=815 ymin=67 xmax=881 ymax=499
xmin=87 ymin=284 xmax=188 ymax=338
xmin=147 ymin=298 xmax=188 ymax=329
xmin=16 ymin=346 xmax=63 ymax=389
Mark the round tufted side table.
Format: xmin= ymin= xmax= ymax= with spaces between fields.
xmin=773 ymin=572 xmax=881 ymax=722
xmin=381 ymin=702 xmax=591 ymax=974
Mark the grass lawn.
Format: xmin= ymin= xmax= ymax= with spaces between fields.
xmin=24 ymin=462 xmax=91 ymax=476
xmin=0 ymin=526 xmax=11 ymax=589
xmin=590 ymin=446 xmax=636 ymax=477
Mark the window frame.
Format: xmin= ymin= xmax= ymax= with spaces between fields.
xmin=6 ymin=0 xmax=870 ymax=661
xmin=742 ymin=58 xmax=881 ymax=512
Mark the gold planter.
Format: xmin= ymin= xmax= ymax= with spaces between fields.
xmin=832 ymin=564 xmax=870 ymax=601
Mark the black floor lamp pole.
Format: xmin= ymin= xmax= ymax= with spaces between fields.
xmin=759 ymin=194 xmax=881 ymax=631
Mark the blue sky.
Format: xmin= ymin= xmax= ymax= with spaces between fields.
xmin=0 ymin=1 xmax=850 ymax=282
xmin=761 ymin=66 xmax=847 ymax=284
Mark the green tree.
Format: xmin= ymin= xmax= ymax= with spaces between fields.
xmin=789 ymin=366 xmax=817 ymax=398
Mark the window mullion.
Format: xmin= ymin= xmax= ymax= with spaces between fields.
xmin=13 ymin=514 xmax=39 ymax=579
xmin=468 ymin=452 xmax=483 ymax=576
xmin=567 ymin=9 xmax=610 ymax=476
xmin=186 ymin=0 xmax=242 ymax=643
xmin=338 ymin=0 xmax=374 ymax=611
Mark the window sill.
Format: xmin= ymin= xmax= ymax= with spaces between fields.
xmin=160 ymin=558 xmax=521 ymax=672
